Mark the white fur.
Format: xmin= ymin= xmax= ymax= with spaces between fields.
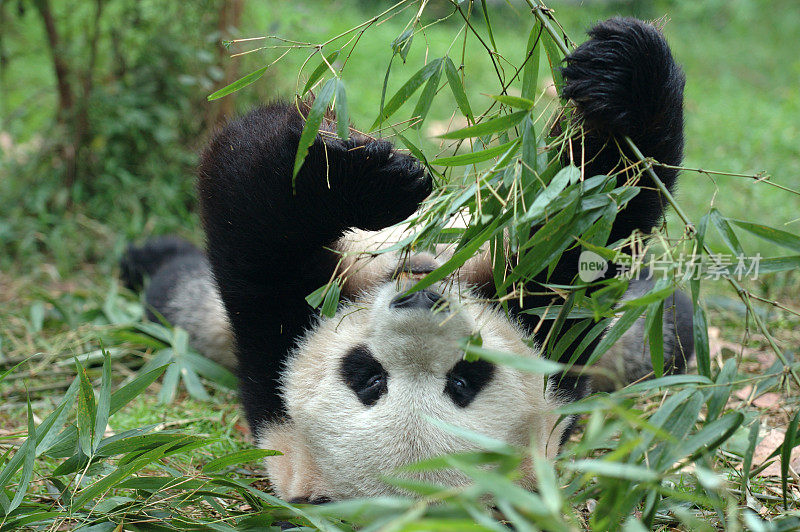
xmin=258 ymin=278 xmax=567 ymax=501
xmin=166 ymin=269 xmax=236 ymax=368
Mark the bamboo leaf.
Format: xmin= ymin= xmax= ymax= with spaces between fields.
xmin=479 ymin=0 xmax=498 ymax=52
xmin=680 ymin=412 xmax=744 ymax=461
xmin=292 ymin=78 xmax=337 ymax=185
xmin=644 ymin=300 xmax=664 ymax=378
xmin=630 ymin=389 xmax=696 ymax=462
xmin=403 ymin=217 xmax=503 ymax=295
xmin=431 ymin=138 xmax=520 ymax=166
xmin=320 ymin=279 xmax=342 ymax=318
xmin=444 ymin=56 xmax=473 ymax=123
xmin=158 ymin=363 xmax=181 ymax=404
xmin=92 ymin=348 xmax=112 ymax=452
xmin=623 ymin=374 xmax=713 ymax=394
xmin=489 ymin=94 xmax=536 ymax=110
xmin=587 ymin=305 xmax=647 ymax=366
xmin=203 ymin=449 xmax=282 ymax=473
xmin=5 ymin=401 xmax=37 ymax=513
xmin=532 ymin=450 xmax=561 ymax=515
xmin=754 ymin=255 xmax=800 ymax=274
xmin=782 ymin=410 xmax=800 ymax=509
xmin=710 ymin=208 xmax=743 ymax=256
xmin=520 ymin=114 xmax=538 ymax=199
xmin=391 ymin=28 xmax=414 ymax=62
xmin=399 ymin=450 xmax=507 ymax=473
xmin=620 ymin=283 xmax=676 ymax=308
xmin=740 ymin=421 xmax=760 ymax=495
xmin=410 ymin=60 xmax=443 ymax=129
xmin=521 ymin=22 xmax=541 ymax=102
xmin=521 ymin=165 xmax=579 ymax=223
xmin=0 ymin=359 xmax=27 ymax=386
xmin=185 ymin=352 xmax=237 ymax=390
xmin=36 ymin=380 xmax=79 ymax=456
xmin=507 ymin=197 xmax=608 ymax=288
xmin=731 ymin=219 xmax=800 ymax=253
xmin=110 ymin=364 xmax=169 ymax=415
xmin=99 ymin=432 xmax=200 ymax=456
xmin=208 ymin=65 xmax=269 ymax=101
xmin=371 ymin=58 xmax=444 ymax=130
xmin=0 ymin=511 xmax=63 ymax=530
xmin=75 ymin=359 xmax=96 ymax=456
xmin=707 ymin=357 xmax=737 ymax=421
xmin=305 ymin=283 xmax=329 ymax=309
xmin=181 ymin=363 xmax=211 ymax=401
xmin=566 ymin=460 xmax=659 ymax=482
xmin=423 ymin=415 xmax=514 ymax=454
xmin=464 ymin=344 xmax=563 ymax=375
xmin=437 ymin=110 xmax=528 ymax=139
xmin=541 ymin=31 xmax=564 ymax=93
xmin=581 ymin=201 xmax=617 ymax=247
xmin=394 ymin=130 xmax=432 ymax=169
xmin=693 ymin=304 xmax=711 ymax=378
xmin=334 ymin=78 xmax=349 ymax=140
xmin=302 ymin=50 xmax=340 ymax=95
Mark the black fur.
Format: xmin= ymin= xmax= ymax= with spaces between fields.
xmin=120 ymin=236 xmax=202 ymax=292
xmin=445 ymin=359 xmax=496 ymax=408
xmin=197 ymin=103 xmax=430 ymax=428
xmin=120 ymin=236 xmax=210 ymax=323
xmin=515 ymin=18 xmax=686 ymax=402
xmin=197 ymin=18 xmax=685 ymax=431
xmin=143 ymin=253 xmax=210 ymax=322
xmin=340 ymin=345 xmax=389 ymax=407
xmin=561 ymin=17 xmax=685 ymax=241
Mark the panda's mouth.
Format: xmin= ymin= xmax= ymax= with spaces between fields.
xmin=391 ymin=253 xmax=439 ymax=281
xmin=396 ymin=270 xmax=429 ymax=282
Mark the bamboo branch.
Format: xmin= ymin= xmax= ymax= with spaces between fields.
xmin=529 ymin=1 xmax=800 ymax=388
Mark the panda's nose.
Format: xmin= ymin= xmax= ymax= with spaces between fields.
xmin=389 ymin=289 xmax=445 ymax=311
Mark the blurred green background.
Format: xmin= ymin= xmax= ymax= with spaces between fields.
xmin=1 ymin=0 xmax=798 ymax=283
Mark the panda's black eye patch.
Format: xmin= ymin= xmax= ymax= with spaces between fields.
xmin=445 ymin=359 xmax=495 ymax=408
xmin=340 ymin=345 xmax=388 ymax=407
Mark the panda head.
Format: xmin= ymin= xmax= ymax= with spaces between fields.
xmin=257 ymin=261 xmax=569 ymax=502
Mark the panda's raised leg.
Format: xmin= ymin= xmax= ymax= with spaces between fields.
xmin=197 ymin=102 xmax=431 ymax=432
xmin=513 ymin=18 xmax=686 ymax=394
xmin=560 ymin=17 xmax=685 ymax=243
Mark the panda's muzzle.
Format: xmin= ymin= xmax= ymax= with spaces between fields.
xmin=389 ymin=288 xmax=445 ymax=311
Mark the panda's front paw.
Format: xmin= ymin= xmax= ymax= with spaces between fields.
xmin=349 ymin=142 xmax=431 ymax=231
xmin=561 ymin=17 xmax=683 ymax=136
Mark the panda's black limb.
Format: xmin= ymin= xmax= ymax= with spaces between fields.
xmin=561 ymin=17 xmax=685 ymax=240
xmin=514 ymin=18 xmax=687 ymax=401
xmin=197 ymin=103 xmax=431 ymax=429
xmin=120 ymin=235 xmax=203 ymax=293
xmin=120 ymin=237 xmax=237 ymax=369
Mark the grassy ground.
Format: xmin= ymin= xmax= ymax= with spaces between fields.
xmin=1 ymin=0 xmax=800 ymax=529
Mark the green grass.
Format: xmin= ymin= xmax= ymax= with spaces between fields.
xmin=1 ymin=0 xmax=800 ymax=529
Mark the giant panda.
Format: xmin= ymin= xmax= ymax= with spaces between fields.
xmin=121 ymin=18 xmax=693 ymax=502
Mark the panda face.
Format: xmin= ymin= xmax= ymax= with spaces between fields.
xmin=260 ymin=279 xmax=567 ymax=501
